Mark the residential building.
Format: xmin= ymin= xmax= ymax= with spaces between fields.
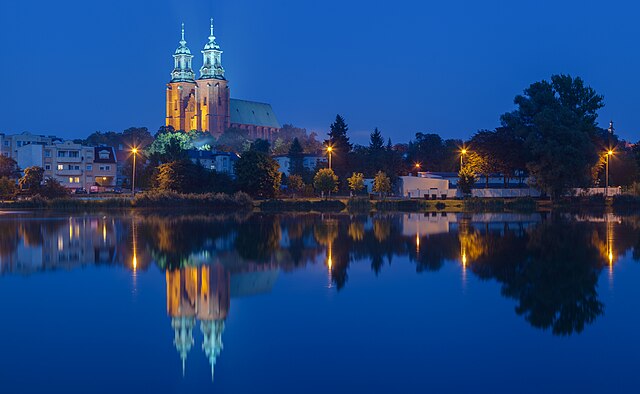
xmin=0 ymin=131 xmax=61 ymax=159
xmin=274 ymin=154 xmax=327 ymax=176
xmin=187 ymin=149 xmax=239 ymax=176
xmin=42 ymin=142 xmax=117 ymax=190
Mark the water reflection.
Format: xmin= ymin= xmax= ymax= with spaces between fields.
xmin=1 ymin=211 xmax=640 ymax=346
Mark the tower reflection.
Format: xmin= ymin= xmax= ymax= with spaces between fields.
xmin=166 ymin=264 xmax=229 ymax=378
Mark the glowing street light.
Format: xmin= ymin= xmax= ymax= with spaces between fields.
xmin=326 ymin=145 xmax=334 ymax=169
xmin=605 ymin=149 xmax=614 ymax=197
xmin=460 ymin=148 xmax=468 ymax=168
xmin=131 ymin=147 xmax=139 ymax=197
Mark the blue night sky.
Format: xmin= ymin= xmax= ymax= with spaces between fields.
xmin=1 ymin=0 xmax=638 ymax=144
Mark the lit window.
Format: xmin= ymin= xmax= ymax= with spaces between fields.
xmin=57 ymin=164 xmax=64 ymax=171
xmin=68 ymin=177 xmax=73 ymax=183
xmin=74 ymin=177 xmax=80 ymax=183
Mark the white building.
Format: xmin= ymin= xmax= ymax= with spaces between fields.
xmin=187 ymin=150 xmax=239 ymax=177
xmin=400 ymin=173 xmax=451 ymax=199
xmin=273 ymin=154 xmax=327 ymax=176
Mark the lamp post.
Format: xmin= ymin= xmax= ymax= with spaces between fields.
xmin=131 ymin=147 xmax=138 ymax=197
xmin=605 ymin=149 xmax=613 ymax=197
xmin=460 ymin=148 xmax=467 ymax=168
xmin=326 ymin=146 xmax=333 ymax=170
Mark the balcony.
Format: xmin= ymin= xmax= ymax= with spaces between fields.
xmin=55 ymin=169 xmax=83 ymax=176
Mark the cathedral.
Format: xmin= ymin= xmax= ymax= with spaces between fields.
xmin=165 ymin=21 xmax=280 ymax=140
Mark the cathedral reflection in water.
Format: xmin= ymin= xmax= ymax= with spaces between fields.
xmin=165 ymin=263 xmax=278 ymax=379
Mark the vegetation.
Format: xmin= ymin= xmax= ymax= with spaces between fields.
xmin=372 ymin=171 xmax=391 ymax=198
xmin=0 ymin=177 xmax=17 ymax=200
xmin=314 ymin=168 xmax=338 ymax=198
xmin=235 ymin=151 xmax=281 ymax=198
xmin=19 ymin=166 xmax=44 ymax=191
xmin=0 ymin=156 xmax=21 ymax=179
xmin=347 ymin=172 xmax=365 ymax=195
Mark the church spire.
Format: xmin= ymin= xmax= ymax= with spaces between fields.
xmin=200 ymin=18 xmax=225 ymax=80
xmin=171 ymin=23 xmax=195 ymax=82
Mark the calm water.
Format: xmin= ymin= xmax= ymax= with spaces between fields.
xmin=1 ymin=211 xmax=639 ymax=393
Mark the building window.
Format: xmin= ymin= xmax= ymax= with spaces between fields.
xmin=44 ymin=150 xmax=51 ymax=157
xmin=105 ymin=165 xmax=110 ymax=171
xmin=57 ymin=164 xmax=64 ymax=171
xmin=17 ymin=141 xmax=23 ymax=147
xmin=69 ymin=151 xmax=79 ymax=158
xmin=3 ymin=141 xmax=8 ymax=147
xmin=74 ymin=165 xmax=80 ymax=170
xmin=58 ymin=151 xmax=67 ymax=158
xmin=75 ymin=177 xmax=80 ymax=183
xmin=68 ymin=177 xmax=73 ymax=183
xmin=45 ymin=165 xmax=51 ymax=170
xmin=86 ymin=165 xmax=92 ymax=171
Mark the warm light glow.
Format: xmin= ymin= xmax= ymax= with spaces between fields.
xmin=102 ymin=223 xmax=107 ymax=242
xmin=102 ymin=176 xmax=107 ymax=181
xmin=607 ymin=150 xmax=613 ymax=156
xmin=133 ymin=255 xmax=138 ymax=270
xmin=461 ymin=148 xmax=467 ymax=155
xmin=326 ymin=146 xmax=333 ymax=152
xmin=132 ymin=147 xmax=138 ymax=154
xmin=462 ymin=252 xmax=467 ymax=267
xmin=415 ymin=163 xmax=421 ymax=169
xmin=416 ymin=233 xmax=420 ymax=250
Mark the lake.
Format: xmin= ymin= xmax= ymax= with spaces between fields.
xmin=0 ymin=211 xmax=639 ymax=393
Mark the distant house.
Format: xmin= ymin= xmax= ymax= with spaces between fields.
xmin=273 ymin=154 xmax=327 ymax=176
xmin=187 ymin=150 xmax=239 ymax=177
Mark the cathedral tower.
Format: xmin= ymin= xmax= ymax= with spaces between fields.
xmin=196 ymin=19 xmax=230 ymax=138
xmin=166 ymin=24 xmax=199 ymax=132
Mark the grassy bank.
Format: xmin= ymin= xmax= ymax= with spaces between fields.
xmin=0 ymin=191 xmax=254 ymax=211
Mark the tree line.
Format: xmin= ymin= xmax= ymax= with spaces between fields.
xmin=2 ymin=74 xmax=639 ymax=200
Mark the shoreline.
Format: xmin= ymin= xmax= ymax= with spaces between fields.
xmin=1 ymin=194 xmax=638 ymax=214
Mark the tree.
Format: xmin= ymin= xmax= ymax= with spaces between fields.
xmin=369 ymin=128 xmax=384 ymax=152
xmin=469 ymin=128 xmax=527 ymax=186
xmin=250 ymin=139 xmax=271 ymax=154
xmin=501 ymin=74 xmax=604 ymax=198
xmin=286 ymin=174 xmax=305 ymax=197
xmin=287 ymin=138 xmax=305 ymax=176
xmin=147 ymin=130 xmax=193 ymax=163
xmin=458 ymin=166 xmax=477 ymax=195
xmin=373 ymin=171 xmax=391 ymax=198
xmin=325 ymin=115 xmax=352 ymax=179
xmin=154 ymin=160 xmax=200 ymax=193
xmin=0 ymin=156 xmax=21 ymax=179
xmin=235 ymin=151 xmax=281 ymax=198
xmin=215 ymin=127 xmax=251 ymax=153
xmin=0 ymin=177 xmax=17 ymax=200
xmin=314 ymin=168 xmax=338 ymax=198
xmin=40 ymin=178 xmax=70 ymax=199
xmin=408 ymin=133 xmax=461 ymax=172
xmin=347 ymin=172 xmax=365 ymax=195
xmin=19 ymin=166 xmax=44 ymax=191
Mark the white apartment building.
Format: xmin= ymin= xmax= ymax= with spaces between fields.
xmin=42 ymin=142 xmax=117 ymax=190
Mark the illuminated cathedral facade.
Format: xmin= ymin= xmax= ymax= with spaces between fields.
xmin=165 ymin=21 xmax=280 ymax=140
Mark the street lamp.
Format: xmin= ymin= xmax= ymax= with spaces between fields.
xmin=326 ymin=145 xmax=333 ymax=169
xmin=605 ymin=149 xmax=613 ymax=197
xmin=131 ymin=147 xmax=138 ymax=197
xmin=460 ymin=148 xmax=468 ymax=168
xmin=414 ymin=162 xmax=421 ymax=175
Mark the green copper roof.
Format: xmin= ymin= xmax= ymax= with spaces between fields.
xmin=229 ymin=99 xmax=280 ymax=128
